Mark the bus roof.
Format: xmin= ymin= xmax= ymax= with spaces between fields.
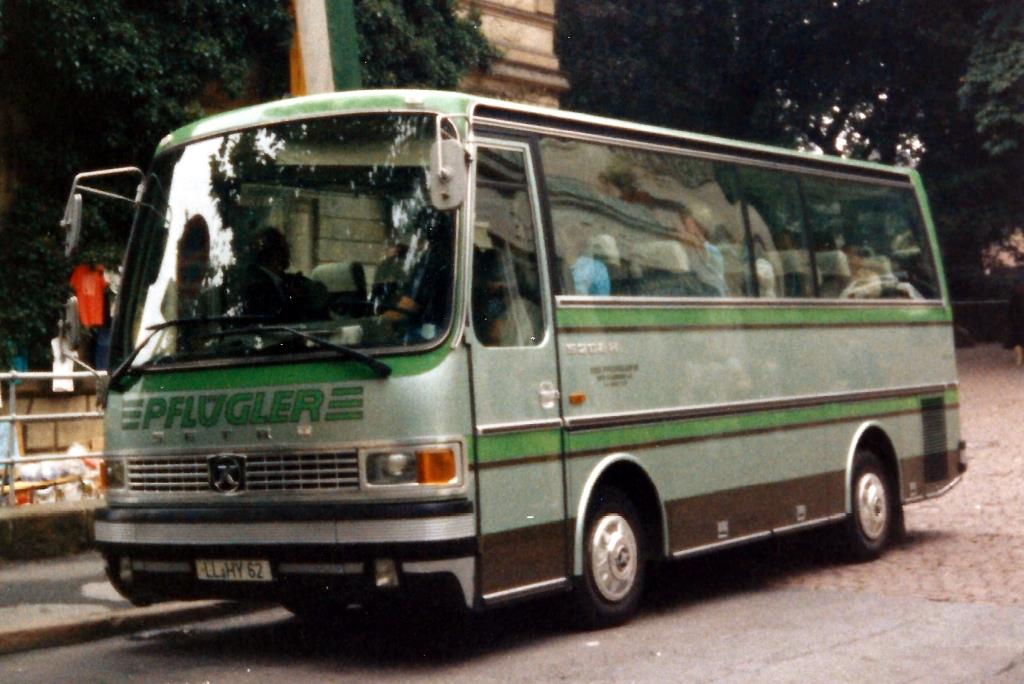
xmin=157 ymin=89 xmax=914 ymax=180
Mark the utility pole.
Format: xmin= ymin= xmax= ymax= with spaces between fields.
xmin=290 ymin=0 xmax=362 ymax=95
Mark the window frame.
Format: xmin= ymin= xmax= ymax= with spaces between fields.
xmin=467 ymin=136 xmax=553 ymax=348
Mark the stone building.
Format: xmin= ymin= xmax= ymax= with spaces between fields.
xmin=460 ymin=0 xmax=568 ymax=107
xmin=291 ymin=0 xmax=566 ymax=105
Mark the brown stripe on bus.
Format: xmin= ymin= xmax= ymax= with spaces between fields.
xmin=479 ymin=520 xmax=567 ymax=597
xmin=663 ymin=470 xmax=847 ymax=552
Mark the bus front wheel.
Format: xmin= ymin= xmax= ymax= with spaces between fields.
xmin=843 ymin=449 xmax=897 ymax=561
xmin=575 ymin=487 xmax=646 ymax=629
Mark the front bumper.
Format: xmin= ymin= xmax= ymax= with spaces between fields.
xmin=95 ymin=500 xmax=477 ymax=608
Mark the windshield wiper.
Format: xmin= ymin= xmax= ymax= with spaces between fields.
xmin=108 ymin=315 xmax=275 ymax=390
xmin=197 ymin=325 xmax=392 ymax=378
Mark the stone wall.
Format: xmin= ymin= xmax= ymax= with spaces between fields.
xmin=461 ymin=0 xmax=568 ymax=107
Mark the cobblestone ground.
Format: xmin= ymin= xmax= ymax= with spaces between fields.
xmin=769 ymin=343 xmax=1024 ymax=604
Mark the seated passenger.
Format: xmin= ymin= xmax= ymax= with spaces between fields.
xmin=371 ymin=242 xmax=409 ymax=313
xmin=571 ymin=234 xmax=618 ymax=296
xmin=676 ymin=201 xmax=725 ymax=296
xmin=473 ymin=249 xmax=542 ymax=346
xmin=242 ymin=228 xmax=328 ymax=322
xmin=816 ymin=248 xmax=851 ymax=298
xmin=380 ymin=212 xmax=455 ymax=342
xmin=839 ymin=244 xmax=883 ymax=299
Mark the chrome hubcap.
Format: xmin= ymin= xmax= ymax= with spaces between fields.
xmin=589 ymin=513 xmax=638 ymax=602
xmin=856 ymin=472 xmax=888 ymax=540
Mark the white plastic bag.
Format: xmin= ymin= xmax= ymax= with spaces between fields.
xmin=51 ymin=338 xmax=74 ymax=392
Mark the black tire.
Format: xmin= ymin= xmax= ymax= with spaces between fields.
xmin=575 ymin=487 xmax=646 ymax=629
xmin=843 ymin=449 xmax=898 ymax=561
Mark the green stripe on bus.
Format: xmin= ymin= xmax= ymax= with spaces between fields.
xmin=476 ymin=429 xmax=562 ymax=465
xmin=324 ymin=411 xmax=363 ymax=422
xmin=327 ymin=399 xmax=362 ymax=410
xmin=556 ymin=305 xmax=950 ymax=330
xmin=566 ymin=390 xmax=958 ymax=456
xmin=120 ymin=345 xmax=453 ymax=394
xmin=468 ymin=390 xmax=956 ymax=466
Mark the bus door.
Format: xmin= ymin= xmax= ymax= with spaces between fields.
xmin=468 ymin=141 xmax=567 ymax=601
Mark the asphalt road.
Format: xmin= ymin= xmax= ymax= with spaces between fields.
xmin=2 ymin=532 xmax=1023 ymax=684
xmin=0 ymin=554 xmax=123 ymax=609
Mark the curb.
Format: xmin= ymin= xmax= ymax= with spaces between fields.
xmin=0 ymin=600 xmax=258 ymax=656
xmin=0 ymin=500 xmax=101 ymax=560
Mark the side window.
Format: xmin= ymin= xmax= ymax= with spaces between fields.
xmin=471 ymin=147 xmax=545 ymax=347
xmin=737 ymin=166 xmax=814 ymax=298
xmin=802 ymin=176 xmax=939 ymax=300
xmin=538 ymin=137 xmax=750 ymax=297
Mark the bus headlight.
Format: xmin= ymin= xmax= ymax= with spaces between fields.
xmin=104 ymin=460 xmax=126 ymax=490
xmin=364 ymin=446 xmax=459 ymax=487
xmin=367 ymin=452 xmax=417 ymax=485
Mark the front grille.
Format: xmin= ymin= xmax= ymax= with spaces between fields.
xmin=125 ymin=451 xmax=360 ymax=493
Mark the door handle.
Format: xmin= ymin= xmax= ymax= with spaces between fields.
xmin=539 ymin=381 xmax=560 ymax=410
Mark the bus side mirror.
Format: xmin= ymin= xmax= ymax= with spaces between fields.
xmin=61 ymin=193 xmax=83 ymax=257
xmin=429 ymin=139 xmax=467 ymax=211
xmin=59 ymin=166 xmax=145 ymax=256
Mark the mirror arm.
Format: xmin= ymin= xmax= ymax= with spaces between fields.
xmin=61 ymin=166 xmax=144 ymax=257
xmin=75 ymin=184 xmax=140 ymax=204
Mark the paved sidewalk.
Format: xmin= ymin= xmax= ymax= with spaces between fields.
xmin=0 ymin=552 xmax=250 ymax=655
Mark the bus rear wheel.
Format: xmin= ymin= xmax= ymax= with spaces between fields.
xmin=575 ymin=487 xmax=646 ymax=629
xmin=843 ymin=449 xmax=897 ymax=561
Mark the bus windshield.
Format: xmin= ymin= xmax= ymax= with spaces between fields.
xmin=117 ymin=114 xmax=456 ymax=370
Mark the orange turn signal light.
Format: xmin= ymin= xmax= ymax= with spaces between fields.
xmin=416 ymin=448 xmax=457 ymax=484
xmin=569 ymin=392 xmax=587 ymax=406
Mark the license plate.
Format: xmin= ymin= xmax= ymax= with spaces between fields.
xmin=196 ymin=559 xmax=272 ymax=582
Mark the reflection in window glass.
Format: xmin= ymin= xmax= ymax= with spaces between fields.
xmin=802 ymin=176 xmax=939 ymax=299
xmin=117 ymin=114 xmax=456 ymax=369
xmin=539 ymin=137 xmax=750 ymax=297
xmin=737 ymin=166 xmax=814 ymax=298
xmin=471 ymin=148 xmax=544 ymax=347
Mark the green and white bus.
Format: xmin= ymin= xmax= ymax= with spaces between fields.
xmin=82 ymin=90 xmax=964 ymax=627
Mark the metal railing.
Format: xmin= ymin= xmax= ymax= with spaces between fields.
xmin=1 ymin=370 xmax=107 ymax=506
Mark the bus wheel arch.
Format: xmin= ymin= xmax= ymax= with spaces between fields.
xmin=573 ymin=455 xmax=666 ymax=578
xmin=845 ymin=423 xmax=901 ymax=510
xmin=843 ymin=423 xmax=904 ymax=557
xmin=577 ymin=456 xmax=663 ymax=573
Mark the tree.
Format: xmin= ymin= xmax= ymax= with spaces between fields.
xmin=355 ymin=0 xmax=496 ymax=89
xmin=954 ymin=1 xmax=1024 ymax=291
xmin=556 ymin=0 xmax=1018 ymax=297
xmin=960 ymin=2 xmax=1024 ymax=158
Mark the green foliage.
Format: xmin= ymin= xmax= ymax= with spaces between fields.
xmin=959 ymin=2 xmax=1024 ymax=157
xmin=556 ymin=0 xmax=1021 ymax=298
xmin=354 ymin=0 xmax=497 ymax=89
